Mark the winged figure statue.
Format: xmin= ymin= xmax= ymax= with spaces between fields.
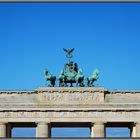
xmin=63 ymin=48 xmax=74 ymax=58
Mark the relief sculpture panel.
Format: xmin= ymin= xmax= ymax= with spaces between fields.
xmin=38 ymin=92 xmax=104 ymax=105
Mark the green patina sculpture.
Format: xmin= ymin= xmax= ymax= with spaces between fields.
xmin=59 ymin=60 xmax=84 ymax=87
xmin=87 ymin=69 xmax=99 ymax=87
xmin=44 ymin=48 xmax=99 ymax=87
xmin=63 ymin=48 xmax=74 ymax=59
xmin=44 ymin=69 xmax=56 ymax=87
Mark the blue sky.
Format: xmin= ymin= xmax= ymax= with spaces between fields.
xmin=0 ymin=2 xmax=140 ymax=137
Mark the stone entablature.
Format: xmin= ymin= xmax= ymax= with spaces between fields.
xmin=0 ymin=87 xmax=106 ymax=105
xmin=0 ymin=87 xmax=140 ymax=105
xmin=0 ymin=87 xmax=140 ymax=138
xmin=106 ymin=90 xmax=140 ymax=103
xmin=0 ymin=110 xmax=140 ymax=122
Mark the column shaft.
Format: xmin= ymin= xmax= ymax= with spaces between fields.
xmin=0 ymin=123 xmax=6 ymax=138
xmin=136 ymin=123 xmax=140 ymax=137
xmin=36 ymin=122 xmax=50 ymax=138
xmin=91 ymin=123 xmax=94 ymax=137
xmin=6 ymin=123 xmax=12 ymax=138
xmin=131 ymin=123 xmax=136 ymax=137
xmin=91 ymin=122 xmax=105 ymax=137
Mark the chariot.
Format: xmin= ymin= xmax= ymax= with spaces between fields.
xmin=59 ymin=61 xmax=84 ymax=87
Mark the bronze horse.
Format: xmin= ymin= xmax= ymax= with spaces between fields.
xmin=44 ymin=69 xmax=56 ymax=87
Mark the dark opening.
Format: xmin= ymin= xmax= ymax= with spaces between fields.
xmin=51 ymin=122 xmax=90 ymax=137
xmin=11 ymin=122 xmax=36 ymax=138
xmin=52 ymin=127 xmax=90 ymax=137
xmin=106 ymin=122 xmax=131 ymax=137
xmin=12 ymin=128 xmax=35 ymax=137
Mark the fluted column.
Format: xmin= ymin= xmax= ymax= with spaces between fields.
xmin=135 ymin=122 xmax=140 ymax=137
xmin=0 ymin=123 xmax=6 ymax=137
xmin=91 ymin=122 xmax=94 ymax=137
xmin=131 ymin=122 xmax=140 ymax=137
xmin=6 ymin=123 xmax=12 ymax=138
xmin=131 ymin=123 xmax=136 ymax=137
xmin=91 ymin=122 xmax=105 ymax=137
xmin=36 ymin=122 xmax=50 ymax=138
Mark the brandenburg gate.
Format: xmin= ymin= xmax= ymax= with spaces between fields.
xmin=0 ymin=87 xmax=140 ymax=138
xmin=0 ymin=49 xmax=140 ymax=138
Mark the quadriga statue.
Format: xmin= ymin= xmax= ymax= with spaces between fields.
xmin=44 ymin=48 xmax=99 ymax=87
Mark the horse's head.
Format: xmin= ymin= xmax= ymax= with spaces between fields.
xmin=78 ymin=68 xmax=83 ymax=75
xmin=60 ymin=69 xmax=64 ymax=75
xmin=59 ymin=69 xmax=64 ymax=78
xmin=45 ymin=69 xmax=52 ymax=78
xmin=93 ymin=69 xmax=99 ymax=80
xmin=44 ymin=69 xmax=49 ymax=75
xmin=44 ymin=69 xmax=52 ymax=80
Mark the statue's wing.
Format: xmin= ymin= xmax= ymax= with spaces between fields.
xmin=63 ymin=48 xmax=68 ymax=53
xmin=69 ymin=48 xmax=74 ymax=53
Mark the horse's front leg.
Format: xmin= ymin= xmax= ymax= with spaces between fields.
xmin=70 ymin=83 xmax=73 ymax=87
xmin=91 ymin=79 xmax=94 ymax=87
xmin=80 ymin=78 xmax=84 ymax=87
xmin=76 ymin=81 xmax=78 ymax=87
xmin=87 ymin=78 xmax=90 ymax=87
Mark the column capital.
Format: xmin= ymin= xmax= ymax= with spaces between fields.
xmin=91 ymin=121 xmax=105 ymax=137
xmin=36 ymin=122 xmax=50 ymax=125
xmin=132 ymin=122 xmax=140 ymax=126
xmin=0 ymin=122 xmax=7 ymax=125
xmin=92 ymin=121 xmax=106 ymax=125
xmin=135 ymin=122 xmax=140 ymax=124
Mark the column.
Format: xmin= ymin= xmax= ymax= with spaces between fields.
xmin=91 ymin=123 xmax=94 ymax=137
xmin=6 ymin=123 xmax=12 ymax=138
xmin=36 ymin=122 xmax=50 ymax=138
xmin=91 ymin=122 xmax=105 ymax=137
xmin=135 ymin=122 xmax=140 ymax=137
xmin=0 ymin=123 xmax=6 ymax=137
xmin=130 ymin=123 xmax=136 ymax=137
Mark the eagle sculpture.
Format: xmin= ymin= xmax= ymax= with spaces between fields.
xmin=63 ymin=48 xmax=74 ymax=58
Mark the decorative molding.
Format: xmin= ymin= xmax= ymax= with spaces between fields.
xmin=37 ymin=87 xmax=106 ymax=93
xmin=0 ymin=0 xmax=140 ymax=2
xmin=0 ymin=90 xmax=36 ymax=94
xmin=0 ymin=110 xmax=139 ymax=121
xmin=0 ymin=103 xmax=139 ymax=111
xmin=109 ymin=90 xmax=140 ymax=94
